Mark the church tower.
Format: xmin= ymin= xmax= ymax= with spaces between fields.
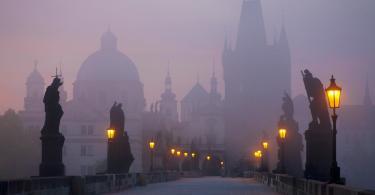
xmin=222 ymin=0 xmax=292 ymax=164
xmin=159 ymin=66 xmax=178 ymax=122
xmin=209 ymin=64 xmax=221 ymax=106
xmin=20 ymin=61 xmax=45 ymax=132
xmin=24 ymin=61 xmax=45 ymax=112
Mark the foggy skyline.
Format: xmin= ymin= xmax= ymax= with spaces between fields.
xmin=1 ymin=0 xmax=375 ymax=113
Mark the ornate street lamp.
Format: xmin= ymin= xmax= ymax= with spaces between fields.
xmin=261 ymin=141 xmax=269 ymax=172
xmin=253 ymin=150 xmax=262 ymax=170
xmin=262 ymin=141 xmax=269 ymax=149
xmin=106 ymin=128 xmax=116 ymax=173
xmin=278 ymin=128 xmax=287 ymax=174
xmin=325 ymin=75 xmax=342 ymax=184
xmin=149 ymin=140 xmax=156 ymax=172
xmin=106 ymin=128 xmax=115 ymax=140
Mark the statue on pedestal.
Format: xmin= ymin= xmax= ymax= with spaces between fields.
xmin=39 ymin=76 xmax=65 ymax=177
xmin=302 ymin=69 xmax=332 ymax=181
xmin=107 ymin=102 xmax=134 ymax=173
xmin=275 ymin=92 xmax=303 ymax=177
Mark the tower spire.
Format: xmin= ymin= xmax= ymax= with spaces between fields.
xmin=364 ymin=75 xmax=372 ymax=106
xmin=211 ymin=59 xmax=218 ymax=94
xmin=33 ymin=60 xmax=38 ymax=70
xmin=236 ymin=0 xmax=267 ymax=51
xmin=165 ymin=61 xmax=172 ymax=92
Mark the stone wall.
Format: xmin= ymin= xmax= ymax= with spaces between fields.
xmin=0 ymin=171 xmax=180 ymax=195
xmin=244 ymin=171 xmax=375 ymax=195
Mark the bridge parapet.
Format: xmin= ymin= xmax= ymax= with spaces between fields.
xmin=0 ymin=171 xmax=180 ymax=195
xmin=244 ymin=171 xmax=375 ymax=195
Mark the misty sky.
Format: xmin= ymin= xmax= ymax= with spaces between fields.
xmin=0 ymin=0 xmax=374 ymax=113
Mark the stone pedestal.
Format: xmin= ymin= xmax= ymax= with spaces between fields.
xmin=304 ymin=125 xmax=332 ymax=181
xmin=107 ymin=132 xmax=133 ymax=174
xmin=39 ymin=133 xmax=65 ymax=176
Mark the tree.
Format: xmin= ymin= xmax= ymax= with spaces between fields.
xmin=0 ymin=109 xmax=39 ymax=179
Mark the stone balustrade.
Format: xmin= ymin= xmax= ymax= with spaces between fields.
xmin=0 ymin=171 xmax=180 ymax=195
xmin=244 ymin=171 xmax=375 ymax=195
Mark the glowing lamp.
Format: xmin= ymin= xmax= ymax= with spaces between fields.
xmin=254 ymin=150 xmax=262 ymax=158
xmin=184 ymin=152 xmax=188 ymax=157
xmin=106 ymin=128 xmax=115 ymax=139
xmin=149 ymin=141 xmax=155 ymax=150
xmin=279 ymin=128 xmax=287 ymax=139
xmin=220 ymin=161 xmax=224 ymax=166
xmin=191 ymin=153 xmax=196 ymax=158
xmin=171 ymin=148 xmax=176 ymax=155
xmin=326 ymin=75 xmax=342 ymax=109
xmin=206 ymin=155 xmax=211 ymax=161
xmin=262 ymin=141 xmax=269 ymax=149
xmin=177 ymin=151 xmax=181 ymax=156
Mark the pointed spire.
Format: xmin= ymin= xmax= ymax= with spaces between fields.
xmin=210 ymin=58 xmax=218 ymax=94
xmin=33 ymin=60 xmax=38 ymax=70
xmin=224 ymin=34 xmax=229 ymax=51
xmin=165 ymin=61 xmax=172 ymax=92
xmin=212 ymin=58 xmax=216 ymax=78
xmin=364 ymin=75 xmax=372 ymax=106
xmin=196 ymin=72 xmax=200 ymax=84
xmin=236 ymin=0 xmax=267 ymax=50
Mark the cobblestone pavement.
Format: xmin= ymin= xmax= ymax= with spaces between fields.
xmin=111 ymin=176 xmax=279 ymax=195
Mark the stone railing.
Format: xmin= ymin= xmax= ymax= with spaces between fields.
xmin=244 ymin=171 xmax=375 ymax=195
xmin=0 ymin=171 xmax=180 ymax=195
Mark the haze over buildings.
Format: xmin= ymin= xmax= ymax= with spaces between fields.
xmin=1 ymin=0 xmax=375 ymax=113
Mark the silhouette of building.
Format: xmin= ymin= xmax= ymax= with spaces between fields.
xmin=337 ymin=77 xmax=375 ymax=189
xmin=21 ymin=30 xmax=145 ymax=175
xmin=222 ymin=0 xmax=291 ymax=164
xmin=20 ymin=62 xmax=45 ymax=132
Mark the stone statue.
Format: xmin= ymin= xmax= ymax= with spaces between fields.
xmin=302 ymin=69 xmax=331 ymax=128
xmin=107 ymin=102 xmax=134 ymax=173
xmin=302 ymin=69 xmax=332 ymax=181
xmin=42 ymin=77 xmax=64 ymax=134
xmin=275 ymin=92 xmax=303 ymax=177
xmin=39 ymin=77 xmax=65 ymax=176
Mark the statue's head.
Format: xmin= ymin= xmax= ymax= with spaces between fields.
xmin=51 ymin=78 xmax=63 ymax=88
xmin=304 ymin=69 xmax=312 ymax=77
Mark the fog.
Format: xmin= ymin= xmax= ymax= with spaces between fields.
xmin=0 ymin=0 xmax=375 ymax=190
xmin=1 ymin=0 xmax=375 ymax=112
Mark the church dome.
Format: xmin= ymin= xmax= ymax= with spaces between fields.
xmin=76 ymin=30 xmax=140 ymax=82
xmin=27 ymin=65 xmax=44 ymax=85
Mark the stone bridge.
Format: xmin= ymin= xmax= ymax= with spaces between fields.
xmin=2 ymin=171 xmax=375 ymax=195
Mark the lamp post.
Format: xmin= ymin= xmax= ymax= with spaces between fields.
xmin=278 ymin=128 xmax=287 ymax=174
xmin=149 ymin=140 xmax=155 ymax=172
xmin=176 ymin=150 xmax=181 ymax=171
xmin=254 ymin=150 xmax=262 ymax=170
xmin=206 ymin=155 xmax=211 ymax=161
xmin=261 ymin=141 xmax=269 ymax=172
xmin=325 ymin=75 xmax=342 ymax=184
xmin=106 ymin=128 xmax=115 ymax=173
